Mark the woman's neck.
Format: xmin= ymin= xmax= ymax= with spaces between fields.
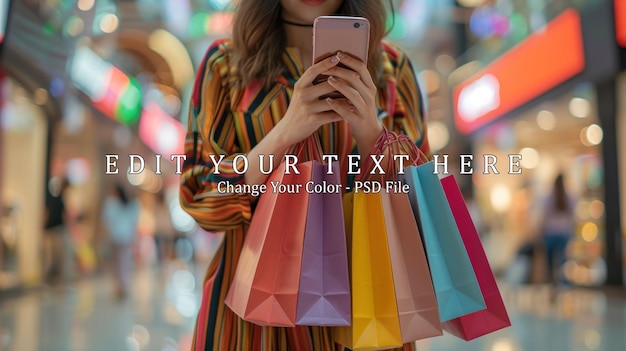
xmin=283 ymin=23 xmax=313 ymax=69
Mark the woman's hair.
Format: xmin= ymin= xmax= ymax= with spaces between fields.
xmin=115 ymin=183 xmax=129 ymax=206
xmin=231 ymin=0 xmax=393 ymax=89
xmin=553 ymin=173 xmax=568 ymax=212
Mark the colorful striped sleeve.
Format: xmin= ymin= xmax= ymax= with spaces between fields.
xmin=179 ymin=39 xmax=252 ymax=232
xmin=386 ymin=43 xmax=432 ymax=160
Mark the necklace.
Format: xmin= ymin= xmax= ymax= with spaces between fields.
xmin=281 ymin=18 xmax=314 ymax=28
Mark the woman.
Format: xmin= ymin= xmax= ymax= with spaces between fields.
xmin=102 ymin=182 xmax=140 ymax=299
xmin=153 ymin=191 xmax=176 ymax=270
xmin=43 ymin=177 xmax=70 ymax=284
xmin=540 ymin=173 xmax=575 ymax=285
xmin=180 ymin=0 xmax=430 ymax=349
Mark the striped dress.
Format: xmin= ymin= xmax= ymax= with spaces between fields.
xmin=180 ymin=38 xmax=431 ymax=351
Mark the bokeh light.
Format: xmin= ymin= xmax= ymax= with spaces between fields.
xmin=569 ymin=97 xmax=591 ymax=118
xmin=458 ymin=0 xmax=487 ymax=7
xmin=519 ymin=147 xmax=540 ymax=169
xmin=209 ymin=0 xmax=232 ymax=10
xmin=173 ymin=270 xmax=196 ymax=293
xmin=580 ymin=124 xmax=603 ymax=146
xmin=490 ymin=184 xmax=512 ymax=213
xmin=469 ymin=5 xmax=511 ymax=39
xmin=66 ymin=158 xmax=90 ymax=185
xmin=507 ymin=12 xmax=529 ymax=41
xmin=208 ymin=12 xmax=233 ymax=35
xmin=171 ymin=203 xmax=197 ymax=233
xmin=426 ymin=121 xmax=450 ymax=152
xmin=536 ymin=110 xmax=556 ymax=131
xmin=584 ymin=330 xmax=601 ymax=349
xmin=77 ymin=0 xmax=95 ymax=11
xmin=581 ymin=222 xmax=599 ymax=242
xmin=125 ymin=337 xmax=140 ymax=351
xmin=387 ymin=11 xmax=408 ymax=41
xmin=470 ymin=6 xmax=496 ymax=39
xmin=49 ymin=78 xmax=65 ymax=98
xmin=131 ymin=325 xmax=150 ymax=349
xmin=65 ymin=16 xmax=84 ymax=37
xmin=435 ymin=54 xmax=456 ymax=76
xmin=115 ymin=77 xmax=143 ymax=125
xmin=589 ymin=200 xmax=605 ymax=220
xmin=491 ymin=338 xmax=516 ymax=351
xmin=418 ymin=69 xmax=441 ymax=95
xmin=99 ymin=13 xmax=119 ymax=34
xmin=575 ymin=201 xmax=589 ymax=220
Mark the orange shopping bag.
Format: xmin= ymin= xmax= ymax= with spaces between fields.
xmin=225 ymin=160 xmax=312 ymax=327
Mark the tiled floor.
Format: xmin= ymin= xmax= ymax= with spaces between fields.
xmin=0 ymin=262 xmax=625 ymax=351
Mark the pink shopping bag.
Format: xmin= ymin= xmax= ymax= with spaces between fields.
xmin=440 ymin=175 xmax=511 ymax=340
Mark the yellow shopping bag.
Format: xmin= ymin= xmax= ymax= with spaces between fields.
xmin=334 ymin=192 xmax=403 ymax=350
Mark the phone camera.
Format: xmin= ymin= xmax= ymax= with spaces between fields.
xmin=353 ymin=22 xmax=360 ymax=28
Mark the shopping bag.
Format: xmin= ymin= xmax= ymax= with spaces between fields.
xmin=440 ymin=175 xmax=511 ymax=340
xmin=225 ymin=160 xmax=312 ymax=327
xmin=404 ymin=161 xmax=485 ymax=322
xmin=381 ymin=191 xmax=443 ymax=342
xmin=296 ymin=161 xmax=351 ymax=326
xmin=334 ymin=192 xmax=403 ymax=350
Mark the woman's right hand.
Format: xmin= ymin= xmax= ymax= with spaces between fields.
xmin=244 ymin=54 xmax=344 ymax=186
xmin=274 ymin=54 xmax=345 ymax=147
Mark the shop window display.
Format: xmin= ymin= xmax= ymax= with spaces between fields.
xmin=473 ymin=87 xmax=607 ymax=286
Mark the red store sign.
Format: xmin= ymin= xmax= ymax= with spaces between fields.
xmin=453 ymin=9 xmax=586 ymax=134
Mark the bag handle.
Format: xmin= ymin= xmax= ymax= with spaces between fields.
xmin=290 ymin=132 xmax=324 ymax=163
xmin=357 ymin=128 xmax=429 ymax=182
xmin=391 ymin=133 xmax=430 ymax=166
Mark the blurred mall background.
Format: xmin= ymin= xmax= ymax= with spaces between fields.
xmin=0 ymin=0 xmax=625 ymax=350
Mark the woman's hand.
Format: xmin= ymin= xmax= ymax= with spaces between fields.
xmin=273 ymin=55 xmax=345 ymax=148
xmin=244 ymin=55 xmax=343 ymax=186
xmin=323 ymin=52 xmax=384 ymax=154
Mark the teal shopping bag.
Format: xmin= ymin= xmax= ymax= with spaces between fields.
xmin=404 ymin=161 xmax=486 ymax=322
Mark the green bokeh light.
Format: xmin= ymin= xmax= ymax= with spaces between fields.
xmin=386 ymin=12 xmax=408 ymax=41
xmin=115 ymin=78 xmax=142 ymax=126
xmin=507 ymin=13 xmax=529 ymax=43
xmin=42 ymin=22 xmax=56 ymax=37
xmin=189 ymin=12 xmax=210 ymax=38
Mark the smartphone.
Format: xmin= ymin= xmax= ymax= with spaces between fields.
xmin=312 ymin=16 xmax=370 ymax=99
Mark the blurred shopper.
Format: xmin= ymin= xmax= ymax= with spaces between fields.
xmin=43 ymin=177 xmax=70 ymax=285
xmin=539 ymin=173 xmax=575 ymax=286
xmin=179 ymin=1 xmax=430 ymax=350
xmin=102 ymin=182 xmax=140 ymax=300
xmin=153 ymin=191 xmax=176 ymax=270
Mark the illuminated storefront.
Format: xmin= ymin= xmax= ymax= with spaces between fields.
xmin=0 ymin=0 xmax=70 ymax=288
xmin=0 ymin=78 xmax=49 ymax=288
xmin=452 ymin=4 xmax=622 ymax=286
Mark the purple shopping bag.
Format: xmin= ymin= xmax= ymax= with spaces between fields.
xmin=296 ymin=161 xmax=351 ymax=326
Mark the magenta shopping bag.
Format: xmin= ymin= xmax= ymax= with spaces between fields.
xmin=296 ymin=161 xmax=351 ymax=326
xmin=440 ymin=175 xmax=511 ymax=340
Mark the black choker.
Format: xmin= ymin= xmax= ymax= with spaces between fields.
xmin=281 ymin=18 xmax=314 ymax=28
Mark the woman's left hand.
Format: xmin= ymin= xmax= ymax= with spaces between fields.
xmin=323 ymin=52 xmax=383 ymax=153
